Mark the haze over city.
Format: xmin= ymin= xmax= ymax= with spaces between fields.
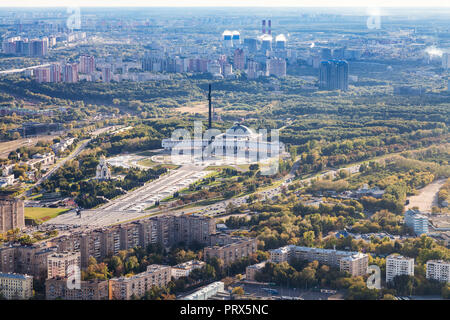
xmin=0 ymin=1 xmax=448 ymax=310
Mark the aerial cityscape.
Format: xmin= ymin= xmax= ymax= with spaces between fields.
xmin=0 ymin=1 xmax=449 ymax=307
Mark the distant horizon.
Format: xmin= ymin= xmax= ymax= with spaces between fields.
xmin=1 ymin=0 xmax=450 ymax=8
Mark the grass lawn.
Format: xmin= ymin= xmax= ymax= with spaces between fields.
xmin=159 ymin=164 xmax=180 ymax=170
xmin=205 ymin=165 xmax=237 ymax=171
xmin=25 ymin=207 xmax=70 ymax=223
xmin=136 ymin=150 xmax=160 ymax=156
xmin=137 ymin=158 xmax=158 ymax=167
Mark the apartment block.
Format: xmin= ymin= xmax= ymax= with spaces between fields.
xmin=109 ymin=264 xmax=171 ymax=300
xmin=0 ymin=244 xmax=57 ymax=279
xmin=386 ymin=254 xmax=414 ymax=282
xmin=404 ymin=209 xmax=429 ymax=235
xmin=426 ymin=260 xmax=450 ymax=283
xmin=0 ymin=245 xmax=16 ymax=273
xmin=47 ymin=251 xmax=81 ymax=279
xmin=79 ymin=214 xmax=215 ymax=268
xmin=319 ymin=59 xmax=349 ymax=91
xmin=203 ymin=237 xmax=257 ymax=266
xmin=45 ymin=277 xmax=109 ymax=300
xmin=269 ymin=245 xmax=293 ymax=263
xmin=266 ymin=57 xmax=286 ymax=77
xmin=35 ymin=67 xmax=51 ymax=83
xmin=62 ymin=63 xmax=79 ymax=83
xmin=269 ymin=245 xmax=369 ymax=277
xmin=0 ymin=272 xmax=33 ymax=300
xmin=233 ymin=48 xmax=245 ymax=70
xmin=173 ymin=214 xmax=216 ymax=246
xmin=0 ymin=197 xmax=25 ymax=233
xmin=339 ymin=252 xmax=369 ymax=277
xmin=0 ymin=213 xmax=216 ymax=278
xmin=79 ymin=55 xmax=95 ymax=74
xmin=48 ymin=233 xmax=81 ymax=252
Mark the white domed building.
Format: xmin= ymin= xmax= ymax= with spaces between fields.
xmin=162 ymin=123 xmax=285 ymax=165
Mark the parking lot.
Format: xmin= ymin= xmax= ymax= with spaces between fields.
xmin=235 ymin=282 xmax=342 ymax=300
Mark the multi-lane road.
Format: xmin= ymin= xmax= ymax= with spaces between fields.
xmin=167 ymin=162 xmax=362 ymax=218
xmin=22 ymin=126 xmax=121 ymax=197
xmin=0 ymin=63 xmax=51 ymax=75
xmin=46 ymin=164 xmax=211 ymax=226
xmin=45 ymin=156 xmax=362 ymax=228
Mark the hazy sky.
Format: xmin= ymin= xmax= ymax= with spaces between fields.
xmin=0 ymin=0 xmax=449 ymax=7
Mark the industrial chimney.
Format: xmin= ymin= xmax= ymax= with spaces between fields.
xmin=262 ymin=19 xmax=266 ymax=34
xmin=268 ymin=19 xmax=272 ymax=35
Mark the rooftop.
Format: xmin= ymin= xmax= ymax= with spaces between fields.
xmin=0 ymin=272 xmax=33 ymax=280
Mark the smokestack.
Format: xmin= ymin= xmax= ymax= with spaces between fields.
xmin=268 ymin=19 xmax=271 ymax=35
xmin=208 ymin=83 xmax=212 ymax=129
xmin=262 ymin=19 xmax=266 ymax=34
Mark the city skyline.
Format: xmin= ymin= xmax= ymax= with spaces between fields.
xmin=0 ymin=3 xmax=449 ymax=304
xmin=1 ymin=0 xmax=450 ymax=8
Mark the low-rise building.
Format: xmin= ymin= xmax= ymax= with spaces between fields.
xmin=246 ymin=261 xmax=267 ymax=281
xmin=426 ymin=260 xmax=450 ymax=283
xmin=27 ymin=152 xmax=55 ymax=170
xmin=51 ymin=138 xmax=75 ymax=155
xmin=109 ymin=264 xmax=171 ymax=300
xmin=182 ymin=281 xmax=225 ymax=300
xmin=0 ymin=272 xmax=33 ymax=299
xmin=386 ymin=254 xmax=414 ymax=283
xmin=0 ymin=174 xmax=15 ymax=187
xmin=171 ymin=260 xmax=205 ymax=279
xmin=353 ymin=185 xmax=385 ymax=199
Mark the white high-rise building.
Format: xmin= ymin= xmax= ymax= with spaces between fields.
xmin=426 ymin=260 xmax=450 ymax=283
xmin=386 ymin=254 xmax=414 ymax=282
xmin=223 ymin=63 xmax=233 ymax=76
xmin=207 ymin=61 xmax=222 ymax=75
xmin=404 ymin=209 xmax=428 ymax=235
